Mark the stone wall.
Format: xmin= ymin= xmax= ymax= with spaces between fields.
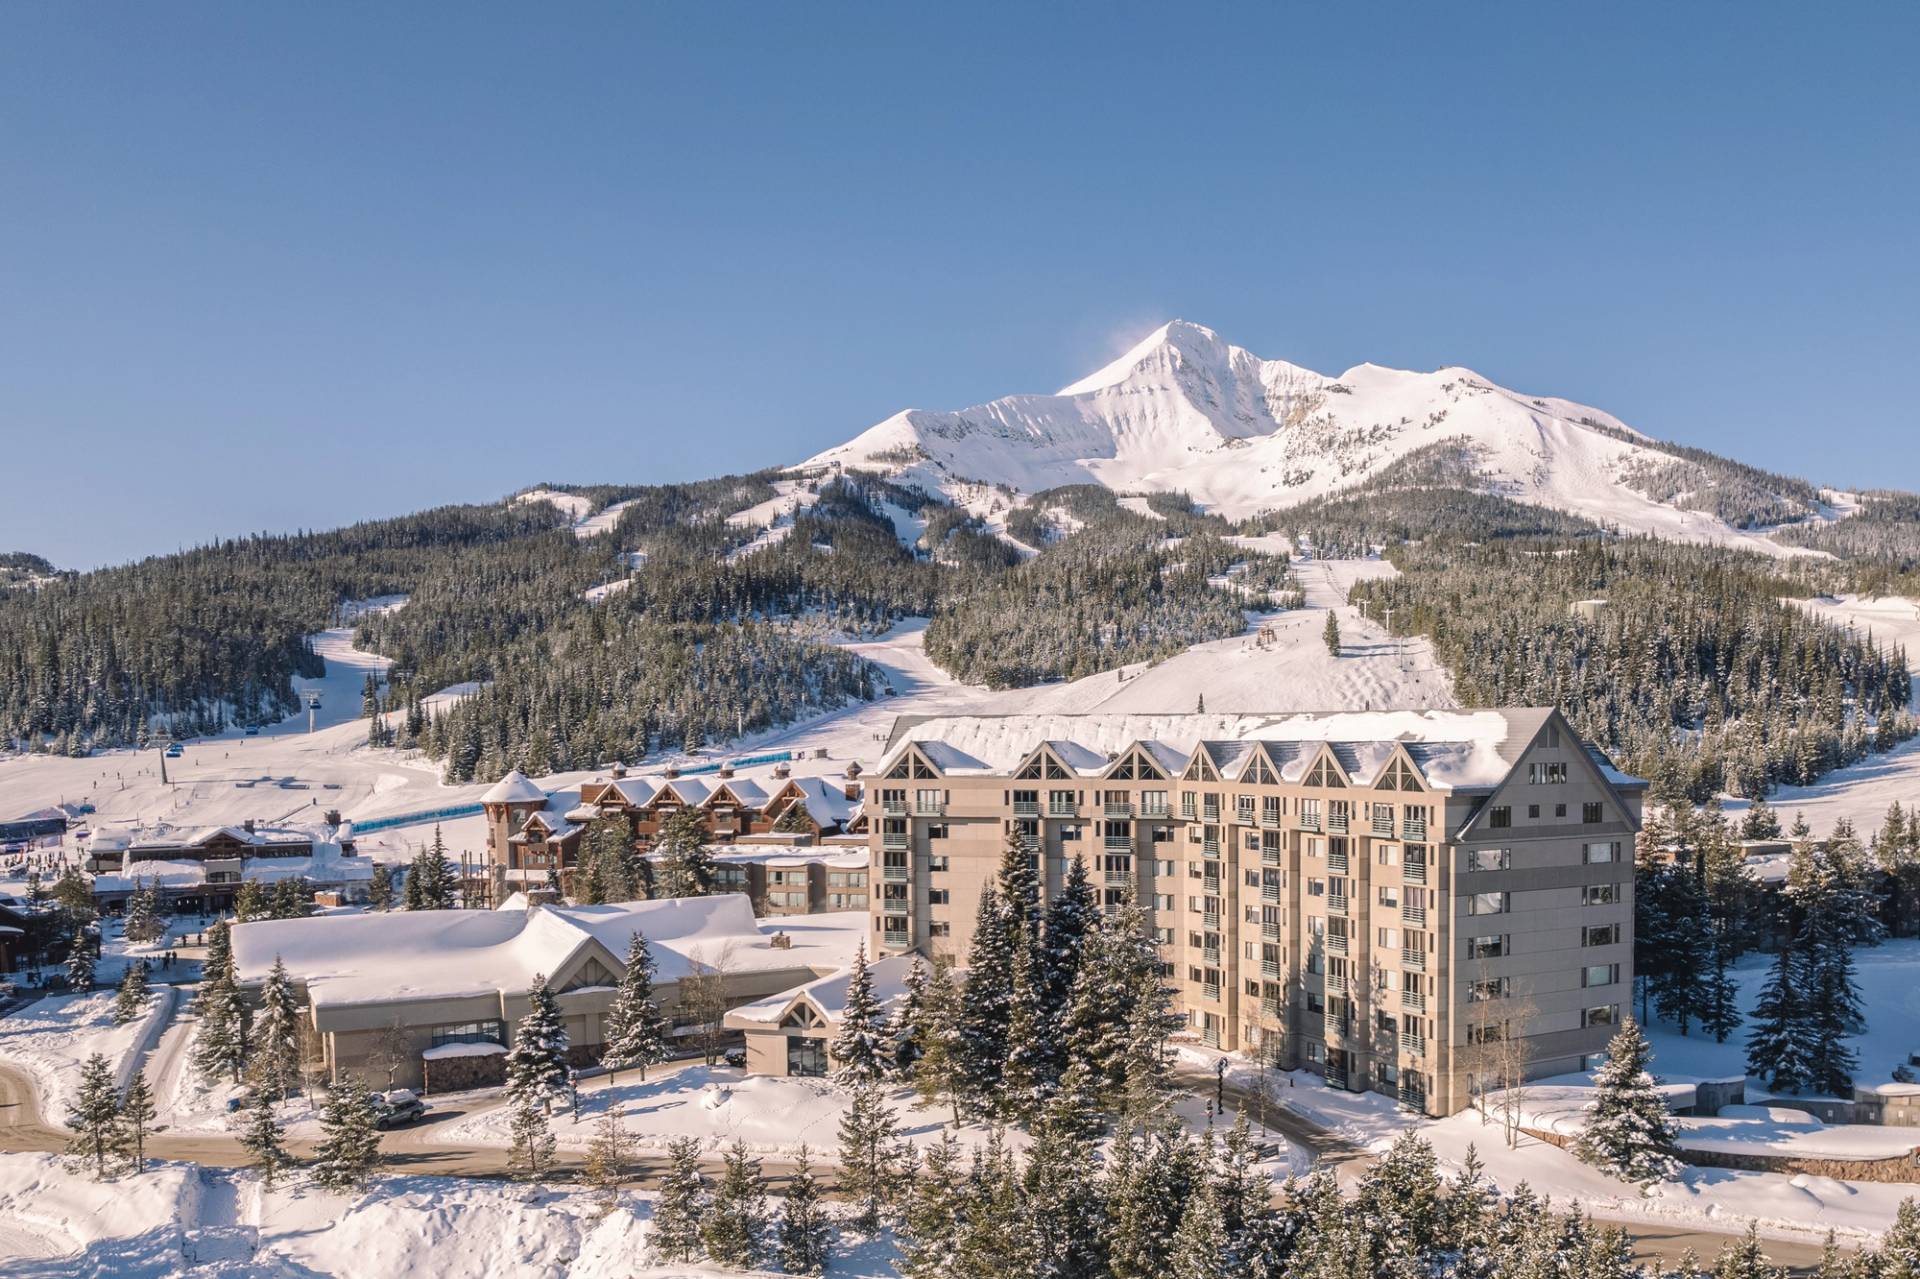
xmin=1521 ymin=1127 xmax=1920 ymax=1185
xmin=422 ymin=1050 xmax=507 ymax=1095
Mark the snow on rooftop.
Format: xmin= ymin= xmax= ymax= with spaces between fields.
xmin=729 ymin=952 xmax=918 ymax=1026
xmin=230 ymin=898 xmax=868 ymax=1009
xmin=887 ymin=710 xmax=1529 ymax=790
xmin=480 ymin=770 xmax=548 ymax=805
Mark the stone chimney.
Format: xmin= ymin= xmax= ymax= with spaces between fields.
xmin=717 ymin=763 xmax=735 ymax=779
xmin=772 ymin=762 xmax=791 ymax=779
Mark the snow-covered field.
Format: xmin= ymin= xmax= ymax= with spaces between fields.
xmin=0 ymin=1151 xmax=903 ymax=1278
xmin=0 ymin=987 xmax=176 ymax=1118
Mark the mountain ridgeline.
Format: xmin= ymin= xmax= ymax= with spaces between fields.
xmin=4 ymin=318 xmax=1917 ymax=803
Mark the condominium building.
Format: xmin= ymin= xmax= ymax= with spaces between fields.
xmin=864 ymin=709 xmax=1644 ymax=1116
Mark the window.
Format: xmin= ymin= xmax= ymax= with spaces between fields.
xmin=1466 ymin=934 xmax=1509 ymax=960
xmin=1156 ymin=859 xmax=1175 ymax=877
xmin=1468 ymin=977 xmax=1510 ymax=1003
xmin=927 ymin=888 xmax=950 ymax=905
xmin=1583 ymin=883 xmax=1620 ymax=906
xmin=1376 ymin=844 xmax=1399 ymax=866
xmin=1583 ymin=841 xmax=1620 ymax=864
xmin=431 ymin=1020 xmax=506 ymax=1049
xmin=1307 ymin=878 xmax=1325 ymax=897
xmin=1377 ymin=885 xmax=1399 ymax=908
xmin=928 ymin=922 xmax=950 ymax=938
xmin=1584 ymin=802 xmax=1604 ymax=824
xmin=1583 ymin=924 xmax=1620 ymax=947
xmin=1245 ymin=870 xmax=1260 ymax=887
xmin=1556 ymin=804 xmax=1567 ymax=818
xmin=1467 ymin=1022 xmax=1507 ymax=1045
xmin=1377 ymin=927 xmax=1401 ymax=949
xmin=927 ymin=855 xmax=949 ymax=872
xmin=926 ymin=823 xmax=950 ymax=840
xmin=1582 ymin=1005 xmax=1619 ymax=1028
xmin=1528 ymin=762 xmax=1569 ymax=785
xmin=1527 ymin=805 xmax=1540 ymax=819
xmin=1154 ymin=894 xmax=1175 ymax=912
xmin=1152 ymin=826 xmax=1174 ymax=844
xmin=1583 ymin=963 xmax=1620 ymax=988
xmin=1305 ymin=1041 xmax=1325 ymax=1063
xmin=1468 ymin=891 xmax=1510 ymax=916
xmin=1468 ymin=848 xmax=1510 ymax=872
xmin=1059 ymin=825 xmax=1081 ymax=842
xmin=1489 ymin=806 xmax=1511 ymax=829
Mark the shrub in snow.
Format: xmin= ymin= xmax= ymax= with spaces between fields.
xmin=311 ymin=1074 xmax=381 ymax=1191
xmin=701 ymin=1138 xmax=767 ymax=1269
xmin=777 ymin=1145 xmax=832 ymax=1275
xmin=1573 ymin=1015 xmax=1680 ymax=1186
xmin=830 ymin=943 xmax=887 ymax=1086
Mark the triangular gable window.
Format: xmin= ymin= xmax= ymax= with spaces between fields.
xmin=1045 ymin=757 xmax=1070 ymax=780
xmin=781 ymin=1004 xmax=825 ymax=1029
xmin=1129 ymin=750 xmax=1166 ymax=781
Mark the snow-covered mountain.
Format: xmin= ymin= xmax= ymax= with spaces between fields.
xmin=803 ymin=320 xmax=1846 ymax=553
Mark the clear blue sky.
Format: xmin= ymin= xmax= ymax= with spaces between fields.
xmin=3 ymin=3 xmax=1915 ymax=569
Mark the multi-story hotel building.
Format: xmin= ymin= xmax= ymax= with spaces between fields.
xmin=864 ymin=709 xmax=1644 ymax=1116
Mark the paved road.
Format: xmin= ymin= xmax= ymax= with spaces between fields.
xmin=0 ymin=1047 xmax=1855 ymax=1273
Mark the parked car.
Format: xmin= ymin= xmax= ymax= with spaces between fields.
xmin=724 ymin=1048 xmax=748 ymax=1069
xmin=371 ymin=1089 xmax=428 ymax=1129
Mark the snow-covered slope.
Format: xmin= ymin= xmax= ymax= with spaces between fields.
xmin=803 ymin=320 xmax=1831 ymax=553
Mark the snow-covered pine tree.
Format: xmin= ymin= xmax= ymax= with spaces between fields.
xmin=953 ymin=1127 xmax=1031 ymax=1278
xmin=1700 ymin=922 xmax=1744 ymax=1044
xmin=887 ymin=953 xmax=930 ymax=1078
xmin=119 ymin=1067 xmax=156 ymax=1171
xmin=1573 ymin=1015 xmax=1680 ymax=1185
xmin=310 ymin=1073 xmax=382 ymax=1191
xmin=1214 ymin=1113 xmax=1273 ymax=1267
xmin=777 ymin=1144 xmax=831 ymax=1276
xmin=1001 ymin=936 xmax=1050 ymax=1122
xmin=1745 ymin=941 xmax=1812 ymax=1093
xmin=1169 ymin=1165 xmax=1229 ymax=1279
xmin=1023 ymin=1098 xmax=1106 ymax=1279
xmin=1741 ymin=797 xmax=1781 ymax=841
xmin=838 ymin=1077 xmax=903 ymax=1231
xmin=422 ymin=825 xmax=457 ymax=908
xmin=1041 ymin=854 xmax=1098 ymax=1026
xmin=909 ymin=954 xmax=965 ymax=1122
xmin=65 ymin=936 xmax=95 ymax=990
xmin=899 ymin=1132 xmax=965 ymax=1279
xmin=957 ymin=886 xmax=1014 ymax=1108
xmin=601 ymin=932 xmax=670 ymax=1082
xmin=1874 ymin=1198 xmax=1920 ymax=1279
xmin=1711 ymin=1223 xmax=1785 ymax=1279
xmin=831 ymin=942 xmax=887 ymax=1086
xmin=123 ymin=881 xmax=161 ymax=944
xmin=701 ymin=1138 xmax=767 ymax=1269
xmin=194 ymin=923 xmax=250 ymax=1084
xmin=1323 ymin=610 xmax=1341 ymax=656
xmin=113 ymin=960 xmax=149 ymax=1025
xmin=653 ymin=808 xmax=715 ymax=898
xmin=499 ymin=1092 xmax=551 ymax=1182
xmin=238 ymin=1088 xmax=289 ymax=1189
xmin=234 ymin=879 xmax=267 ymax=922
xmin=505 ymin=972 xmax=571 ymax=1113
xmin=66 ymin=1052 xmax=123 ymax=1178
xmin=1791 ymin=836 xmax=1872 ymax=1095
xmin=250 ymin=955 xmax=302 ymax=1098
xmin=1105 ymin=1125 xmax=1198 ymax=1279
xmin=649 ymin=1135 xmax=706 ymax=1263
xmin=367 ymin=862 xmax=393 ymax=911
xmin=1652 ymin=863 xmax=1713 ymax=1035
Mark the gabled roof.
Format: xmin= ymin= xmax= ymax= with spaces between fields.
xmin=656 ymin=777 xmax=712 ymax=805
xmin=773 ymin=777 xmax=856 ymax=828
xmin=726 ymin=952 xmax=919 ymax=1028
xmin=708 ymin=779 xmax=770 ymax=807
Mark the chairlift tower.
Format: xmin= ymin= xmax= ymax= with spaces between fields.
xmin=305 ymin=690 xmax=323 ymax=734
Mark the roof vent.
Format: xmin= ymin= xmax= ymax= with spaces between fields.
xmin=769 ymin=931 xmax=792 ymax=950
xmin=772 ymin=762 xmax=791 ymax=779
xmin=610 ymin=763 xmax=627 ymax=779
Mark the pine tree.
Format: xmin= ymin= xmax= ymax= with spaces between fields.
xmin=234 ymin=878 xmax=267 ymax=922
xmin=650 ymin=1135 xmax=706 ymax=1263
xmin=238 ymin=1089 xmax=289 ymax=1189
xmin=1169 ymin=1166 xmax=1229 ymax=1279
xmin=777 ymin=1144 xmax=832 ymax=1276
xmin=65 ymin=936 xmax=95 ymax=991
xmin=1574 ymin=1016 xmax=1680 ymax=1185
xmin=505 ymin=973 xmax=571 ymax=1113
xmin=653 ymin=808 xmax=715 ymax=898
xmin=900 ymin=1132 xmax=966 ymax=1279
xmin=1746 ymin=941 xmax=1812 ymax=1094
xmin=1699 ymin=922 xmax=1744 ymax=1044
xmin=119 ymin=1068 xmax=156 ymax=1171
xmin=1041 ymin=854 xmax=1099 ymax=1027
xmin=910 ymin=955 xmax=965 ymax=1122
xmin=957 ymin=886 xmax=1015 ymax=1109
xmin=1877 ymin=1198 xmax=1920 ymax=1279
xmin=602 ymin=933 xmax=670 ymax=1082
xmin=311 ymin=1073 xmax=382 ymax=1191
xmin=1323 ymin=610 xmax=1341 ymax=656
xmin=113 ymin=960 xmax=149 ymax=1025
xmin=1025 ymin=1103 xmax=1107 ymax=1279
xmin=66 ymin=1052 xmax=123 ymax=1178
xmin=194 ymin=922 xmax=250 ymax=1085
xmin=582 ymin=1102 xmax=631 ymax=1215
xmin=831 ymin=943 xmax=887 ymax=1086
xmin=1001 ymin=935 xmax=1050 ymax=1122
xmin=250 ymin=955 xmax=302 ymax=1098
xmin=1712 ymin=1223 xmax=1786 ymax=1279
xmin=888 ymin=954 xmax=930 ymax=1078
xmin=506 ymin=1091 xmax=557 ymax=1179
xmin=702 ymin=1138 xmax=767 ymax=1269
xmin=123 ymin=881 xmax=162 ymax=944
xmin=367 ymin=862 xmax=393 ymax=911
xmin=1741 ymin=797 xmax=1781 ymax=841
xmin=838 ymin=1078 xmax=903 ymax=1231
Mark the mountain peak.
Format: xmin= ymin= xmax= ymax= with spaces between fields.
xmin=1057 ymin=319 xmax=1232 ymax=396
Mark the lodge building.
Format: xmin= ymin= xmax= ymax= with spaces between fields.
xmin=862 ymin=709 xmax=1644 ymax=1117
